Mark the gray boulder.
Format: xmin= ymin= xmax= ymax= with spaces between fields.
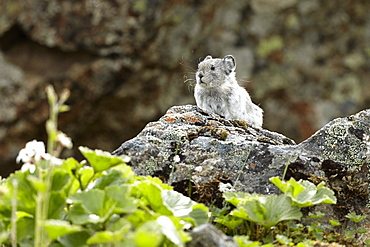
xmin=113 ymin=105 xmax=370 ymax=243
xmin=187 ymin=224 xmax=237 ymax=247
xmin=113 ymin=105 xmax=369 ymax=200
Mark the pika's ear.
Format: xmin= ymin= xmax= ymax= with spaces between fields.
xmin=204 ymin=55 xmax=212 ymax=61
xmin=222 ymin=55 xmax=236 ymax=74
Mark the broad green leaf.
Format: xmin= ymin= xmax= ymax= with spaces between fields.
xmin=214 ymin=214 xmax=243 ymax=230
xmin=27 ymin=175 xmax=47 ymax=192
xmin=76 ymin=167 xmax=94 ymax=190
xmin=87 ymin=231 xmax=119 ymax=244
xmin=162 ymin=216 xmax=191 ymax=243
xmin=43 ymin=220 xmax=82 ymax=240
xmin=135 ymin=176 xmax=173 ymax=190
xmin=134 ymin=220 xmax=164 ymax=247
xmin=287 ymin=178 xmax=305 ymax=198
xmin=345 ymin=230 xmax=355 ymax=239
xmin=58 ymin=231 xmax=90 ymax=247
xmin=161 ymin=190 xmax=196 ymax=217
xmin=233 ymin=235 xmax=261 ymax=247
xmin=231 ymin=194 xmax=302 ymax=228
xmin=269 ymin=177 xmax=288 ymax=193
xmin=230 ymin=206 xmax=250 ymax=220
xmin=345 ymin=212 xmax=366 ymax=223
xmin=125 ymin=209 xmax=155 ymax=228
xmin=86 ymin=224 xmax=134 ymax=245
xmin=68 ymin=203 xmax=95 ymax=225
xmin=262 ymin=235 xmax=274 ymax=244
xmin=356 ymin=227 xmax=368 ymax=234
xmin=93 ymin=169 xmax=127 ymax=189
xmin=59 ymin=159 xmax=81 ymax=195
xmin=188 ymin=204 xmax=209 ymax=226
xmin=237 ymin=199 xmax=266 ymax=224
xmin=307 ymin=212 xmax=325 ymax=218
xmin=70 ymin=189 xmax=106 ymax=214
xmin=223 ymin=192 xmax=261 ymax=206
xmin=15 ymin=211 xmax=32 ymax=219
xmin=51 ymin=169 xmax=71 ymax=192
xmin=62 ymin=157 xmax=80 ymax=171
xmin=211 ymin=206 xmax=230 ymax=217
xmin=79 ymin=146 xmax=130 ymax=173
xmin=48 ymin=192 xmax=67 ymax=219
xmin=16 ymin=216 xmax=34 ymax=243
xmin=68 ymin=189 xmax=116 ymax=224
xmin=294 ymin=180 xmax=336 ymax=207
xmin=111 ymin=163 xmax=135 ymax=183
xmin=133 ymin=181 xmax=171 ymax=215
xmin=106 ymin=217 xmax=132 ymax=232
xmin=105 ymin=185 xmax=137 ymax=213
xmin=8 ymin=172 xmax=37 ymax=215
xmin=157 ymin=216 xmax=184 ymax=246
xmin=262 ymin=195 xmax=302 ymax=227
xmin=276 ymin=234 xmax=291 ymax=245
xmin=329 ymin=219 xmax=341 ymax=226
xmin=270 ymin=177 xmax=305 ymax=198
xmin=270 ymin=177 xmax=336 ymax=207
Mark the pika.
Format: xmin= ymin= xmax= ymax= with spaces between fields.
xmin=194 ymin=55 xmax=263 ymax=128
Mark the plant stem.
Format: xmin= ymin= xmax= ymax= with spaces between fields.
xmin=34 ymin=166 xmax=45 ymax=246
xmin=34 ymin=85 xmax=70 ymax=246
xmin=282 ymin=152 xmax=296 ymax=180
xmin=10 ymin=179 xmax=18 ymax=247
xmin=233 ymin=147 xmax=252 ymax=190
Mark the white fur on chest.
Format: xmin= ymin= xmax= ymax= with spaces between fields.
xmin=195 ymin=78 xmax=239 ymax=116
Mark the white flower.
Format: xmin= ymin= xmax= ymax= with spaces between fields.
xmin=20 ymin=163 xmax=36 ymax=173
xmin=16 ymin=140 xmax=63 ymax=167
xmin=57 ymin=131 xmax=73 ymax=149
xmin=173 ymin=155 xmax=180 ymax=163
xmin=16 ymin=140 xmax=46 ymax=164
xmin=41 ymin=153 xmax=63 ymax=166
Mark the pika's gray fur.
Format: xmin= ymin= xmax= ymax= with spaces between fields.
xmin=194 ymin=55 xmax=263 ymax=128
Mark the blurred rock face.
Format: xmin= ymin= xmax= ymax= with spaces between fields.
xmin=0 ymin=0 xmax=369 ymax=176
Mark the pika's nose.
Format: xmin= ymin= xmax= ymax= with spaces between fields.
xmin=198 ymin=73 xmax=204 ymax=83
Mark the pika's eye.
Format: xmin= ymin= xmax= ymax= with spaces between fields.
xmin=210 ymin=65 xmax=215 ymax=70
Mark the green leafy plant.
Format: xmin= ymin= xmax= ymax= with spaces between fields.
xmin=1 ymin=85 xmax=369 ymax=246
xmin=269 ymin=177 xmax=337 ymax=207
xmin=344 ymin=212 xmax=368 ymax=240
xmin=223 ymin=192 xmax=302 ymax=228
xmin=0 ymin=86 xmax=209 ymax=246
xmin=213 ymin=176 xmax=350 ymax=245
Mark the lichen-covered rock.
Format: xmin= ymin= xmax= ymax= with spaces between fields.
xmin=113 ymin=105 xmax=296 ymax=195
xmin=298 ymin=110 xmax=370 ymax=171
xmin=187 ymin=224 xmax=237 ymax=247
xmin=113 ymin=105 xmax=370 ymax=218
xmin=1 ymin=0 xmax=370 ymax=178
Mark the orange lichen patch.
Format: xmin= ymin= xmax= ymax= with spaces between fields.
xmin=250 ymin=163 xmax=256 ymax=169
xmin=183 ymin=115 xmax=201 ymax=123
xmin=163 ymin=116 xmax=177 ymax=122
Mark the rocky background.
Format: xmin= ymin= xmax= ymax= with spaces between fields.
xmin=0 ymin=0 xmax=369 ymax=177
